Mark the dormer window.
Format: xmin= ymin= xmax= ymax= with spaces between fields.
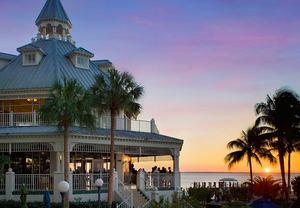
xmin=24 ymin=53 xmax=36 ymax=65
xmin=66 ymin=47 xmax=94 ymax=70
xmin=76 ymin=56 xmax=89 ymax=69
xmin=17 ymin=44 xmax=46 ymax=66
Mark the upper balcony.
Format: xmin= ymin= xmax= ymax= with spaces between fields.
xmin=0 ymin=112 xmax=160 ymax=134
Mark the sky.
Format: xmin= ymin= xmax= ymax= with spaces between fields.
xmin=1 ymin=0 xmax=300 ymax=173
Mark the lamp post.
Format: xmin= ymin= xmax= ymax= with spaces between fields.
xmin=57 ymin=181 xmax=69 ymax=208
xmin=95 ymin=178 xmax=104 ymax=208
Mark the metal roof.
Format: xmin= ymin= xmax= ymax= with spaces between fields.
xmin=0 ymin=39 xmax=108 ymax=90
xmin=0 ymin=52 xmax=16 ymax=61
xmin=0 ymin=126 xmax=183 ymax=145
xmin=17 ymin=44 xmax=47 ymax=55
xmin=36 ymin=0 xmax=71 ymax=27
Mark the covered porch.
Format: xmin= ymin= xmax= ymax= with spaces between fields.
xmin=0 ymin=126 xmax=183 ymax=203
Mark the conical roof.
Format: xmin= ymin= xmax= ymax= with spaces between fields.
xmin=35 ymin=0 xmax=71 ymax=27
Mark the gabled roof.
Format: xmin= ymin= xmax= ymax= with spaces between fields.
xmin=0 ymin=39 xmax=108 ymax=91
xmin=66 ymin=47 xmax=94 ymax=58
xmin=36 ymin=0 xmax=71 ymax=27
xmin=17 ymin=44 xmax=47 ymax=55
xmin=0 ymin=52 xmax=16 ymax=61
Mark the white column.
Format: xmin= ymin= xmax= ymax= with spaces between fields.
xmin=116 ymin=154 xmax=124 ymax=183
xmin=53 ymin=172 xmax=64 ymax=203
xmin=136 ymin=169 xmax=145 ymax=191
xmin=57 ymin=152 xmax=63 ymax=172
xmin=113 ymin=169 xmax=118 ymax=192
xmin=5 ymin=168 xmax=15 ymax=200
xmin=33 ymin=110 xmax=37 ymax=125
xmin=173 ymin=150 xmax=180 ymax=190
xmin=52 ymin=142 xmax=66 ymax=202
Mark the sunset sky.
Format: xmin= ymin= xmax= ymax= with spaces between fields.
xmin=1 ymin=0 xmax=300 ymax=173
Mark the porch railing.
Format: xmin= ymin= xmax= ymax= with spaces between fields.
xmin=0 ymin=112 xmax=155 ymax=133
xmin=72 ymin=173 xmax=109 ymax=192
xmin=15 ymin=174 xmax=53 ymax=192
xmin=144 ymin=173 xmax=174 ymax=190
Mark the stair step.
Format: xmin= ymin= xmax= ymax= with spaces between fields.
xmin=130 ymin=189 xmax=149 ymax=208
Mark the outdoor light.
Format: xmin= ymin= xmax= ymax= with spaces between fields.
xmin=57 ymin=181 xmax=69 ymax=208
xmin=95 ymin=178 xmax=104 ymax=208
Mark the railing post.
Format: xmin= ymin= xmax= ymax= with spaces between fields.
xmin=9 ymin=111 xmax=13 ymax=126
xmin=5 ymin=168 xmax=15 ymax=200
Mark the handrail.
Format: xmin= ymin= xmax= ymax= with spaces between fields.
xmin=117 ymin=194 xmax=133 ymax=208
xmin=142 ymin=199 xmax=153 ymax=208
xmin=116 ymin=180 xmax=133 ymax=208
xmin=0 ymin=112 xmax=153 ymax=133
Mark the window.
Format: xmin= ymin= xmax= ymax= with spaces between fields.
xmin=76 ymin=56 xmax=89 ymax=69
xmin=24 ymin=53 xmax=36 ymax=65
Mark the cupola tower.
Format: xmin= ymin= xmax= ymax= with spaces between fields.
xmin=35 ymin=0 xmax=74 ymax=44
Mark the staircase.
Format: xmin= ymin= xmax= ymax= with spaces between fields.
xmin=132 ymin=189 xmax=149 ymax=208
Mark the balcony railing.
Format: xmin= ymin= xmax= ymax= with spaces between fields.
xmin=15 ymin=174 xmax=53 ymax=191
xmin=0 ymin=112 xmax=159 ymax=133
xmin=144 ymin=173 xmax=174 ymax=190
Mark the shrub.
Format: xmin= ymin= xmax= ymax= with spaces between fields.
xmin=292 ymin=176 xmax=300 ymax=199
xmin=0 ymin=200 xmax=116 ymax=208
xmin=251 ymin=176 xmax=281 ymax=200
xmin=222 ymin=201 xmax=249 ymax=208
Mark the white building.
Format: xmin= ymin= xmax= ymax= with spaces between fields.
xmin=0 ymin=0 xmax=183 ymax=207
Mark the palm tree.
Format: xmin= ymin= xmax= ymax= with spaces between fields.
xmin=255 ymin=88 xmax=300 ymax=199
xmin=39 ymin=78 xmax=95 ymax=208
xmin=251 ymin=176 xmax=281 ymax=200
xmin=225 ymin=126 xmax=275 ymax=184
xmin=91 ymin=68 xmax=144 ymax=207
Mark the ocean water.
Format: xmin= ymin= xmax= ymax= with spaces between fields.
xmin=181 ymin=172 xmax=300 ymax=189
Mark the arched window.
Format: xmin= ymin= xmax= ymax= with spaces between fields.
xmin=46 ymin=24 xmax=53 ymax=34
xmin=57 ymin=24 xmax=63 ymax=35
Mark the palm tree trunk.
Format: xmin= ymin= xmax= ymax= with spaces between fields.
xmin=108 ymin=110 xmax=116 ymax=207
xmin=288 ymin=151 xmax=291 ymax=196
xmin=63 ymin=124 xmax=70 ymax=208
xmin=249 ymin=156 xmax=253 ymax=184
xmin=279 ymin=149 xmax=287 ymax=199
